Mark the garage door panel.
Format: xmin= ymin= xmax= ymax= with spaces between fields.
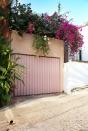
xmin=14 ymin=55 xmax=60 ymax=96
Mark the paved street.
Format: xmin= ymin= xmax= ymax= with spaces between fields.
xmin=0 ymin=89 xmax=88 ymax=131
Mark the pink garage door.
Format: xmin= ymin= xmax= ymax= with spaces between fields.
xmin=13 ymin=54 xmax=60 ymax=96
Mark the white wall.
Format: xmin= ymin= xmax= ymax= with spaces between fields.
xmin=81 ymin=26 xmax=88 ymax=61
xmin=64 ymin=61 xmax=88 ymax=94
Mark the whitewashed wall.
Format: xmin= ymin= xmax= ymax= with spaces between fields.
xmin=64 ymin=61 xmax=88 ymax=94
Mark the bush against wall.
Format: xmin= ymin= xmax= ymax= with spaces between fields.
xmin=0 ymin=36 xmax=22 ymax=106
xmin=9 ymin=2 xmax=84 ymax=55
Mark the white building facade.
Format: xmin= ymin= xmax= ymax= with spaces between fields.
xmin=81 ymin=26 xmax=88 ymax=61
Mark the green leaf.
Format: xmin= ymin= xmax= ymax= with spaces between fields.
xmin=0 ymin=76 xmax=5 ymax=80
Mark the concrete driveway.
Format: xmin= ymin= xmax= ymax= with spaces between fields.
xmin=0 ymin=88 xmax=88 ymax=131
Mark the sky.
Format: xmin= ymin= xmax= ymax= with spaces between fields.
xmin=18 ymin=0 xmax=88 ymax=26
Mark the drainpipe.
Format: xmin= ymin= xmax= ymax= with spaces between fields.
xmin=64 ymin=43 xmax=68 ymax=63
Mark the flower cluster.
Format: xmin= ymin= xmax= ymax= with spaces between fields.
xmin=55 ymin=22 xmax=84 ymax=53
xmin=27 ymin=22 xmax=35 ymax=33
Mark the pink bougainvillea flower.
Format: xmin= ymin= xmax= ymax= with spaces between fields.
xmin=43 ymin=13 xmax=51 ymax=22
xmin=26 ymin=11 xmax=84 ymax=54
xmin=27 ymin=22 xmax=35 ymax=33
xmin=55 ymin=21 xmax=84 ymax=53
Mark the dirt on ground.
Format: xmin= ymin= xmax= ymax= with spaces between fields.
xmin=0 ymin=88 xmax=88 ymax=131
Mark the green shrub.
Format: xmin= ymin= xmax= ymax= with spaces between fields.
xmin=0 ymin=35 xmax=22 ymax=107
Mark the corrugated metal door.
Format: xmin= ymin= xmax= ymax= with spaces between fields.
xmin=13 ymin=54 xmax=60 ymax=96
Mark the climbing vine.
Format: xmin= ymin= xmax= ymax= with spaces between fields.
xmin=33 ymin=35 xmax=49 ymax=55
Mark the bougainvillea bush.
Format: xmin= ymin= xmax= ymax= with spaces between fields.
xmin=10 ymin=3 xmax=84 ymax=54
xmin=55 ymin=22 xmax=83 ymax=53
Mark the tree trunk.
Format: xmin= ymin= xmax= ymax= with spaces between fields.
xmin=0 ymin=0 xmax=9 ymax=39
xmin=0 ymin=0 xmax=9 ymax=7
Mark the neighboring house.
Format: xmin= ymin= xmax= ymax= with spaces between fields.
xmin=81 ymin=25 xmax=88 ymax=61
xmin=65 ymin=25 xmax=88 ymax=62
